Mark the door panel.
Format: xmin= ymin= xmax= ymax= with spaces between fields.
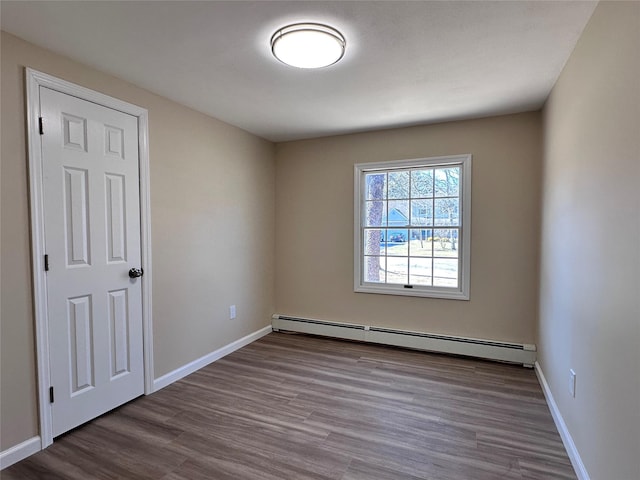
xmin=68 ymin=294 xmax=94 ymax=394
xmin=64 ymin=167 xmax=91 ymax=266
xmin=40 ymin=87 xmax=144 ymax=437
xmin=105 ymin=174 xmax=127 ymax=263
xmin=108 ymin=288 xmax=130 ymax=378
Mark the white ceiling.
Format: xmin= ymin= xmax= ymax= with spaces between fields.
xmin=1 ymin=1 xmax=597 ymax=142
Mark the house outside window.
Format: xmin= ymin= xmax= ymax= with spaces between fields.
xmin=354 ymin=154 xmax=471 ymax=300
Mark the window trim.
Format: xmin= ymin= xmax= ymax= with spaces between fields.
xmin=354 ymin=154 xmax=472 ymax=300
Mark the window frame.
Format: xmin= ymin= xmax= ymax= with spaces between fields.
xmin=354 ymin=154 xmax=472 ymax=300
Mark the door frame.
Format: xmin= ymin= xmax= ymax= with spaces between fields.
xmin=26 ymin=68 xmax=154 ymax=448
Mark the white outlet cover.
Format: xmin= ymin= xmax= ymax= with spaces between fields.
xmin=569 ymin=369 xmax=576 ymax=397
xmin=229 ymin=305 xmax=236 ymax=319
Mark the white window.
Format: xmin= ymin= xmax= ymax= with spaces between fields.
xmin=354 ymin=154 xmax=471 ymax=300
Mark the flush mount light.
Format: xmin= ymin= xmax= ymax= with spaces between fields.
xmin=271 ymin=23 xmax=346 ymax=69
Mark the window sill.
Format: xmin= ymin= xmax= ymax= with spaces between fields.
xmin=355 ymin=284 xmax=469 ymax=300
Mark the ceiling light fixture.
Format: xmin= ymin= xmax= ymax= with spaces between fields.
xmin=271 ymin=23 xmax=346 ymax=69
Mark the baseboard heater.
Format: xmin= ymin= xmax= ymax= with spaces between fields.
xmin=272 ymin=314 xmax=536 ymax=367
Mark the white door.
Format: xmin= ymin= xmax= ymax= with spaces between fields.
xmin=40 ymin=87 xmax=144 ymax=437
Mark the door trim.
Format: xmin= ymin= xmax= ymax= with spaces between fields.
xmin=26 ymin=68 xmax=154 ymax=448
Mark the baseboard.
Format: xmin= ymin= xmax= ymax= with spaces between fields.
xmin=272 ymin=314 xmax=536 ymax=366
xmin=152 ymin=325 xmax=272 ymax=392
xmin=0 ymin=436 xmax=41 ymax=470
xmin=534 ymin=361 xmax=590 ymax=480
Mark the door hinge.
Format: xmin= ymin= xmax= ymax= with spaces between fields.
xmin=44 ymin=254 xmax=49 ymax=271
xmin=38 ymin=117 xmax=44 ymax=135
xmin=49 ymin=386 xmax=54 ymax=403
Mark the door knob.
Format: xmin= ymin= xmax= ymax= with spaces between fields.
xmin=128 ymin=268 xmax=144 ymax=278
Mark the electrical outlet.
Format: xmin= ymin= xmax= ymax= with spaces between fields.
xmin=569 ymin=369 xmax=576 ymax=398
xmin=229 ymin=305 xmax=236 ymax=320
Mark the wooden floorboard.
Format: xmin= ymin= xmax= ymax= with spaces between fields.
xmin=2 ymin=332 xmax=575 ymax=479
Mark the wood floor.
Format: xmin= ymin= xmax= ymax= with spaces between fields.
xmin=3 ymin=332 xmax=575 ymax=480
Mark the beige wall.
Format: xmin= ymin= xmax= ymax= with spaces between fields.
xmin=275 ymin=112 xmax=541 ymax=343
xmin=539 ymin=2 xmax=640 ymax=479
xmin=0 ymin=31 xmax=276 ymax=450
